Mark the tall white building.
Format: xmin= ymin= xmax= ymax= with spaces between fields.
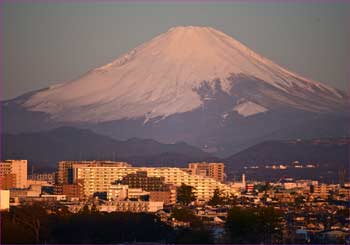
xmin=0 ymin=160 xmax=28 ymax=188
xmin=73 ymin=166 xmax=234 ymax=201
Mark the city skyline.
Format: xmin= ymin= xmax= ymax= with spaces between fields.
xmin=1 ymin=157 xmax=349 ymax=244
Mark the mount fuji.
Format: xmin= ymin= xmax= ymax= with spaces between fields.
xmin=3 ymin=26 xmax=348 ymax=156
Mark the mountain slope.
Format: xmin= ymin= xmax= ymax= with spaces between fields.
xmin=14 ymin=26 xmax=346 ymax=122
xmin=2 ymin=26 xmax=348 ymax=156
xmin=1 ymin=127 xmax=214 ymax=167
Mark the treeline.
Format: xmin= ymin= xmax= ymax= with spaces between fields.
xmin=1 ymin=203 xmax=283 ymax=244
xmin=1 ymin=204 xmax=172 ymax=244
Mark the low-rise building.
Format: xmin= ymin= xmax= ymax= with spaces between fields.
xmin=127 ymin=188 xmax=150 ymax=201
xmin=9 ymin=184 xmax=42 ymax=199
xmin=284 ymin=182 xmax=298 ymax=190
xmin=62 ymin=181 xmax=84 ymax=200
xmin=0 ymin=190 xmax=10 ymax=211
xmin=150 ymin=189 xmax=176 ymax=204
xmin=40 ymin=195 xmax=67 ymax=201
xmin=107 ymin=184 xmax=128 ymax=201
xmin=99 ymin=201 xmax=163 ymax=213
xmin=28 ymin=172 xmax=55 ymax=184
xmin=272 ymin=191 xmax=296 ymax=203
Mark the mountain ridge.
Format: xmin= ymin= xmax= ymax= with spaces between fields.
xmin=223 ymin=138 xmax=349 ymax=182
xmin=1 ymin=126 xmax=215 ymax=167
xmin=2 ymin=126 xmax=347 ymax=182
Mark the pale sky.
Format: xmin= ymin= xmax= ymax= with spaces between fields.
xmin=2 ymin=1 xmax=350 ymax=100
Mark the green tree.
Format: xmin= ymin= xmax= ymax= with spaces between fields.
xmin=176 ymin=183 xmax=196 ymax=206
xmin=2 ymin=207 xmax=174 ymax=244
xmin=52 ymin=203 xmax=71 ymax=216
xmin=255 ymin=182 xmax=271 ymax=193
xmin=208 ymin=188 xmax=225 ymax=206
xmin=170 ymin=207 xmax=214 ymax=243
xmin=171 ymin=207 xmax=201 ymax=227
xmin=10 ymin=204 xmax=49 ymax=243
xmin=52 ymin=212 xmax=173 ymax=243
xmin=79 ymin=204 xmax=91 ymax=215
xmin=227 ymin=194 xmax=240 ymax=205
xmin=295 ymin=195 xmax=305 ymax=205
xmin=1 ymin=211 xmax=37 ymax=244
xmin=225 ymin=206 xmax=282 ymax=244
xmin=91 ymin=204 xmax=99 ymax=213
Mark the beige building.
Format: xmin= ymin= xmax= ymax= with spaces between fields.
xmin=9 ymin=184 xmax=41 ymax=198
xmin=107 ymin=184 xmax=129 ymax=201
xmin=107 ymin=184 xmax=176 ymax=204
xmin=312 ymin=184 xmax=337 ymax=199
xmin=73 ymin=166 xmax=234 ymax=201
xmin=188 ymin=162 xmax=225 ymax=182
xmin=0 ymin=160 xmax=28 ymax=188
xmin=0 ymin=190 xmax=10 ymax=211
xmin=58 ymin=160 xmax=131 ymax=184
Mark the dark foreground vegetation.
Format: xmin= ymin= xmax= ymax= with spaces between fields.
xmin=1 ymin=204 xmax=172 ymax=244
xmin=1 ymin=203 xmax=286 ymax=244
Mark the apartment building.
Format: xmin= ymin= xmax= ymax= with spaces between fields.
xmin=73 ymin=165 xmax=233 ymax=201
xmin=188 ymin=162 xmax=225 ymax=182
xmin=312 ymin=184 xmax=337 ymax=199
xmin=0 ymin=160 xmax=28 ymax=188
xmin=58 ymin=160 xmax=131 ymax=184
xmin=0 ymin=174 xmax=16 ymax=189
xmin=119 ymin=171 xmax=176 ymax=204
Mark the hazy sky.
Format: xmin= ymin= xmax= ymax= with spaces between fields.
xmin=2 ymin=1 xmax=349 ymax=100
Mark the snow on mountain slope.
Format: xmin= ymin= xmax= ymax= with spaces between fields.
xmin=233 ymin=100 xmax=268 ymax=117
xmin=22 ymin=26 xmax=346 ymax=123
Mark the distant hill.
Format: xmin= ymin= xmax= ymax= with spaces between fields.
xmin=224 ymin=138 xmax=349 ymax=169
xmin=2 ymin=126 xmax=348 ymax=182
xmin=223 ymin=138 xmax=349 ymax=182
xmin=1 ymin=127 xmax=214 ymax=170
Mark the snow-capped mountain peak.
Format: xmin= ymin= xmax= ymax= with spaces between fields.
xmin=22 ymin=26 xmax=346 ymax=123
